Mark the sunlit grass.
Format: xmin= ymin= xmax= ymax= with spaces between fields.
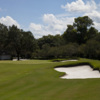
xmin=0 ymin=58 xmax=100 ymax=100
xmin=0 ymin=59 xmax=52 ymax=64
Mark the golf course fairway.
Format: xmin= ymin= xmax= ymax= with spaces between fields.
xmin=0 ymin=58 xmax=100 ymax=100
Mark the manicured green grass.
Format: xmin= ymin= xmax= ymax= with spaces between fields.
xmin=0 ymin=59 xmax=100 ymax=100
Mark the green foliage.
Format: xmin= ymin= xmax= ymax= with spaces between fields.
xmin=87 ymin=27 xmax=98 ymax=40
xmin=0 ymin=15 xmax=100 ymax=60
xmin=37 ymin=34 xmax=64 ymax=49
xmin=62 ymin=25 xmax=77 ymax=43
xmin=0 ymin=23 xmax=8 ymax=54
xmin=74 ymin=16 xmax=93 ymax=28
xmin=63 ymin=16 xmax=97 ymax=44
xmin=33 ymin=43 xmax=79 ymax=59
xmin=0 ymin=24 xmax=36 ymax=60
xmin=78 ymin=40 xmax=100 ymax=59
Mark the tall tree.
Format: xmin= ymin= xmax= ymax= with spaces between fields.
xmin=0 ymin=23 xmax=8 ymax=54
xmin=21 ymin=31 xmax=36 ymax=58
xmin=87 ymin=27 xmax=98 ymax=40
xmin=62 ymin=16 xmax=95 ymax=44
xmin=8 ymin=25 xmax=22 ymax=60
xmin=37 ymin=34 xmax=64 ymax=49
xmin=8 ymin=25 xmax=35 ymax=60
xmin=62 ymin=25 xmax=77 ymax=43
xmin=73 ymin=16 xmax=94 ymax=44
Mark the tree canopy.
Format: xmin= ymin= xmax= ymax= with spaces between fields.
xmin=0 ymin=16 xmax=100 ymax=60
xmin=0 ymin=24 xmax=36 ymax=60
xmin=62 ymin=16 xmax=97 ymax=44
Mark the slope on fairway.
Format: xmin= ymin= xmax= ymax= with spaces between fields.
xmin=0 ymin=59 xmax=100 ymax=100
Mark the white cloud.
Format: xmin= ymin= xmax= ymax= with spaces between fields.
xmin=84 ymin=10 xmax=100 ymax=23
xmin=61 ymin=0 xmax=100 ymax=31
xmin=94 ymin=22 xmax=100 ymax=31
xmin=30 ymin=23 xmax=42 ymax=31
xmin=0 ymin=16 xmax=20 ymax=28
xmin=84 ymin=10 xmax=100 ymax=31
xmin=29 ymin=23 xmax=44 ymax=38
xmin=29 ymin=14 xmax=74 ymax=38
xmin=0 ymin=8 xmax=2 ymax=12
xmin=29 ymin=23 xmax=53 ymax=38
xmin=43 ymin=14 xmax=66 ymax=31
xmin=43 ymin=14 xmax=57 ymax=24
xmin=29 ymin=0 xmax=100 ymax=38
xmin=61 ymin=0 xmax=97 ymax=13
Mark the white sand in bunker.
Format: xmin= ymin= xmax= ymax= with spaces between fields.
xmin=54 ymin=65 xmax=100 ymax=79
xmin=61 ymin=60 xmax=78 ymax=62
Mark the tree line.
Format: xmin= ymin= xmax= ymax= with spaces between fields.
xmin=0 ymin=16 xmax=100 ymax=60
xmin=0 ymin=24 xmax=36 ymax=60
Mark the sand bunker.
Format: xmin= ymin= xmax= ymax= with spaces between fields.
xmin=55 ymin=65 xmax=100 ymax=79
xmin=61 ymin=60 xmax=78 ymax=62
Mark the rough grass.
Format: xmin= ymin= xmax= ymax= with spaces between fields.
xmin=0 ymin=58 xmax=100 ymax=100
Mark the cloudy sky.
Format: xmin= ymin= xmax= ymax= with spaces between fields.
xmin=0 ymin=0 xmax=100 ymax=38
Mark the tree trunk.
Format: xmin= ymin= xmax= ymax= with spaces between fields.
xmin=17 ymin=52 xmax=20 ymax=61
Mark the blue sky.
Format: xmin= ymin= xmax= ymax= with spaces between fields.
xmin=0 ymin=0 xmax=100 ymax=38
xmin=0 ymin=0 xmax=67 ymax=26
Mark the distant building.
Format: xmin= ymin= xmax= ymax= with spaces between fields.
xmin=0 ymin=54 xmax=12 ymax=60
